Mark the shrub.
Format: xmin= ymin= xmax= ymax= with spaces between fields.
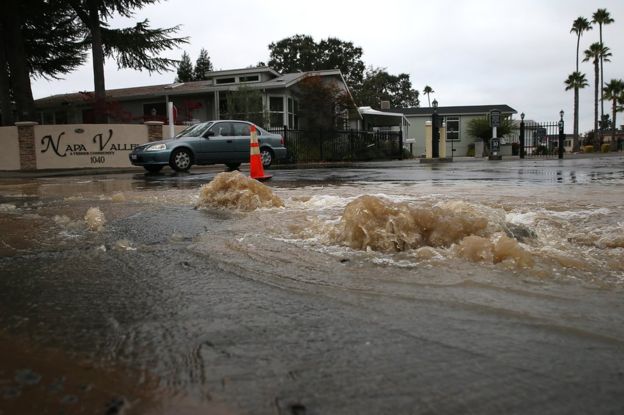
xmin=534 ymin=145 xmax=548 ymax=155
xmin=601 ymin=143 xmax=610 ymax=153
xmin=467 ymin=143 xmax=475 ymax=157
xmin=582 ymin=145 xmax=594 ymax=153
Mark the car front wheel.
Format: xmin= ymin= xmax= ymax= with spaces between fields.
xmin=260 ymin=147 xmax=274 ymax=168
xmin=170 ymin=148 xmax=192 ymax=172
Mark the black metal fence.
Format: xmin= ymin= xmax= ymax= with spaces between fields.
xmin=267 ymin=127 xmax=404 ymax=164
xmin=508 ymin=121 xmax=561 ymax=158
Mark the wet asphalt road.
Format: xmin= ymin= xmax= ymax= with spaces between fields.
xmin=129 ymin=155 xmax=624 ymax=192
xmin=1 ymin=155 xmax=624 ymax=415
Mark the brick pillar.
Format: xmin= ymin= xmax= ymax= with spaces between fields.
xmin=145 ymin=121 xmax=164 ymax=142
xmin=16 ymin=121 xmax=38 ymax=170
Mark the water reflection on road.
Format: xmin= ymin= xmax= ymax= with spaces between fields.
xmin=1 ymin=156 xmax=623 ymax=414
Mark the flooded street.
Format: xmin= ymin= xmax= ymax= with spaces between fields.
xmin=1 ymin=156 xmax=624 ymax=414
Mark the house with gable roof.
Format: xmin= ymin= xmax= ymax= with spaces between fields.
xmin=383 ymin=104 xmax=517 ymax=156
xmin=33 ymin=66 xmax=358 ymax=129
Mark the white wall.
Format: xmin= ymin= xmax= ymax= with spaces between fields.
xmin=0 ymin=126 xmax=20 ymax=170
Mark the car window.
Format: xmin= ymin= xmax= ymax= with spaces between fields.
xmin=210 ymin=122 xmax=233 ymax=136
xmin=232 ymin=122 xmax=251 ymax=136
xmin=176 ymin=122 xmax=213 ymax=138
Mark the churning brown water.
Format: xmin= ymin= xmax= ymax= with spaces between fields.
xmin=1 ymin=159 xmax=623 ymax=414
xmin=197 ymin=171 xmax=284 ymax=211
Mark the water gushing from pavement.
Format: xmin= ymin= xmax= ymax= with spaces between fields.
xmin=197 ymin=171 xmax=284 ymax=211
xmin=1 ymin=159 xmax=623 ymax=414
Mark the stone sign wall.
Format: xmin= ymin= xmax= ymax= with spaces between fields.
xmin=0 ymin=126 xmax=20 ymax=171
xmin=0 ymin=122 xmax=198 ymax=171
xmin=35 ymin=124 xmax=147 ymax=169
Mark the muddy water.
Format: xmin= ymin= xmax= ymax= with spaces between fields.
xmin=1 ymin=160 xmax=624 ymax=414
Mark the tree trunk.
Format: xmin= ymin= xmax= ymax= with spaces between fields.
xmin=87 ymin=0 xmax=107 ymax=123
xmin=612 ymin=99 xmax=617 ymax=152
xmin=3 ymin=0 xmax=35 ymax=122
xmin=575 ymin=35 xmax=580 ymax=73
xmin=599 ymin=26 xmax=604 ymax=122
xmin=573 ymin=86 xmax=579 ymax=152
xmin=594 ymin=61 xmax=599 ymax=151
xmin=0 ymin=23 xmax=15 ymax=126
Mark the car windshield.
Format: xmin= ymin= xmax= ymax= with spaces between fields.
xmin=176 ymin=122 xmax=213 ymax=138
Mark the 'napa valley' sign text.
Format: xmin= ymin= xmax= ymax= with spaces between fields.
xmin=36 ymin=125 xmax=145 ymax=169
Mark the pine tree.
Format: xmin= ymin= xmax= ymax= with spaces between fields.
xmin=175 ymin=51 xmax=194 ymax=82
xmin=68 ymin=0 xmax=188 ymax=123
xmin=1 ymin=0 xmax=85 ymax=124
xmin=193 ymin=48 xmax=213 ymax=81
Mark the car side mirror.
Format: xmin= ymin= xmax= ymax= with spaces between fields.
xmin=203 ymin=131 xmax=215 ymax=138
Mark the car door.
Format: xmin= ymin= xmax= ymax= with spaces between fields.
xmin=231 ymin=122 xmax=253 ymax=162
xmin=195 ymin=121 xmax=234 ymax=162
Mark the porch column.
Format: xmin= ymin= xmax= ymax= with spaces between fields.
xmin=214 ymin=91 xmax=220 ymax=119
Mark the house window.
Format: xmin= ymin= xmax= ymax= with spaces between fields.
xmin=269 ymin=96 xmax=284 ymax=127
xmin=219 ymin=90 xmax=263 ymax=123
xmin=240 ymin=75 xmax=259 ymax=83
xmin=216 ymin=77 xmax=236 ymax=85
xmin=287 ymin=97 xmax=299 ymax=128
xmin=446 ymin=116 xmax=460 ymax=140
xmin=143 ymin=103 xmax=166 ymax=122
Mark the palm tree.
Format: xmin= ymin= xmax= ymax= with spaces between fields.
xmin=592 ymin=9 xmax=614 ymax=120
xmin=603 ymin=79 xmax=624 ymax=151
xmin=423 ymin=85 xmax=434 ymax=107
xmin=565 ymin=72 xmax=589 ymax=151
xmin=570 ymin=17 xmax=592 ymax=72
xmin=583 ymin=42 xmax=611 ymax=150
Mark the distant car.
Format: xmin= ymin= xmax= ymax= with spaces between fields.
xmin=129 ymin=120 xmax=287 ymax=173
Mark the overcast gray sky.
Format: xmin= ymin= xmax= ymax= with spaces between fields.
xmin=31 ymin=0 xmax=623 ymax=133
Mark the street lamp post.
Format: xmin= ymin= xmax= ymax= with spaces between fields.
xmin=558 ymin=110 xmax=565 ymax=159
xmin=432 ymin=99 xmax=439 ymax=158
xmin=519 ymin=112 xmax=525 ymax=159
xmin=451 ymin=118 xmax=454 ymax=160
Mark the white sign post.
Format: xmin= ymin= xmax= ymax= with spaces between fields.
xmin=167 ymin=102 xmax=175 ymax=139
xmin=489 ymin=110 xmax=502 ymax=159
xmin=490 ymin=110 xmax=501 ymax=139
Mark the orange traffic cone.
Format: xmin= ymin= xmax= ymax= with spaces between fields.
xmin=249 ymin=125 xmax=272 ymax=181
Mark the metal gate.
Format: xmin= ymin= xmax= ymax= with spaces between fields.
xmin=509 ymin=121 xmax=562 ymax=158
